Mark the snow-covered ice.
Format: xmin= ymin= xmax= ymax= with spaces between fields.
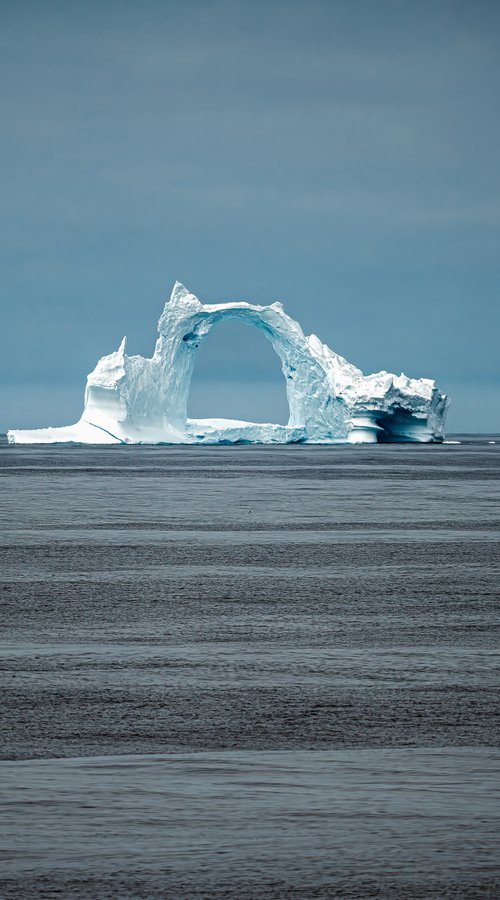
xmin=8 ymin=282 xmax=449 ymax=444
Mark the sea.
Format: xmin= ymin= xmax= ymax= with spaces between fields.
xmin=1 ymin=435 xmax=499 ymax=898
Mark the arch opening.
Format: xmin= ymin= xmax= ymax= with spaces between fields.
xmin=187 ymin=318 xmax=290 ymax=426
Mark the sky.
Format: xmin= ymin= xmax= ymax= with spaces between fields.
xmin=1 ymin=0 xmax=499 ymax=433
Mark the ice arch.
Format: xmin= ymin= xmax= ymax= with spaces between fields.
xmin=148 ymin=281 xmax=349 ymax=443
xmin=7 ymin=281 xmax=449 ymax=444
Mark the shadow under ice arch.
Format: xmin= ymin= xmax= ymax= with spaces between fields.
xmin=8 ymin=281 xmax=449 ymax=444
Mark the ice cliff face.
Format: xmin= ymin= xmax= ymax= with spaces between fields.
xmin=8 ymin=282 xmax=449 ymax=444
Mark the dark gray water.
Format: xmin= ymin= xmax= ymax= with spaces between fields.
xmin=1 ymin=438 xmax=499 ymax=897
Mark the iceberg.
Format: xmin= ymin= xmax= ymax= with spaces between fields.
xmin=8 ymin=281 xmax=449 ymax=445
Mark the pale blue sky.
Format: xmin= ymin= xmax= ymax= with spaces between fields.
xmin=1 ymin=0 xmax=499 ymax=431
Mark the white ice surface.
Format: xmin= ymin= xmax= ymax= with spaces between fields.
xmin=8 ymin=282 xmax=449 ymax=445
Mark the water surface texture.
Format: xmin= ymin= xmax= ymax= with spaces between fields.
xmin=1 ymin=439 xmax=499 ymax=897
